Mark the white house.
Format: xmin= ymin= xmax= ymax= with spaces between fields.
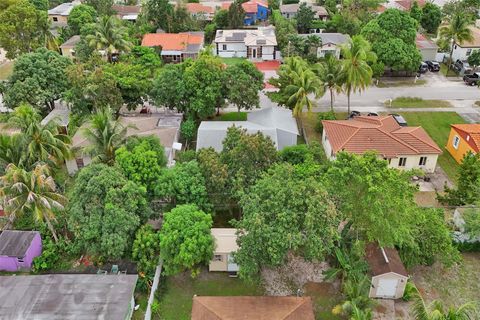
xmin=48 ymin=1 xmax=80 ymax=27
xmin=66 ymin=113 xmax=182 ymax=175
xmin=280 ymin=3 xmax=329 ymax=20
xmin=321 ymin=115 xmax=442 ymax=173
xmin=209 ymin=228 xmax=239 ymax=273
xmin=451 ymin=25 xmax=480 ymax=62
xmin=214 ymin=27 xmax=279 ymax=61
xmin=196 ymin=107 xmax=299 ymax=152
xmin=298 ymin=33 xmax=350 ymax=58
xmin=365 ymin=243 xmax=408 ymax=300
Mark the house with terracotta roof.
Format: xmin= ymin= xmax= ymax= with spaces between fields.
xmin=191 ymin=296 xmax=315 ymax=319
xmin=222 ymin=0 xmax=269 ymax=25
xmin=451 ymin=25 xmax=480 ymax=62
xmin=141 ymin=32 xmax=204 ymax=63
xmin=446 ymin=124 xmax=480 ymax=164
xmin=185 ymin=3 xmax=215 ymax=20
xmin=321 ymin=115 xmax=442 ymax=172
xmin=214 ymin=27 xmax=278 ymax=60
xmin=416 ymin=33 xmax=438 ymax=61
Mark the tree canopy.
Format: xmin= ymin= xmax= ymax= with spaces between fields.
xmin=67 ymin=4 xmax=97 ymax=36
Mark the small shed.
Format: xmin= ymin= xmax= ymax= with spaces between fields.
xmin=0 ymin=230 xmax=42 ymax=272
xmin=209 ymin=228 xmax=239 ymax=273
xmin=365 ymin=243 xmax=408 ymax=299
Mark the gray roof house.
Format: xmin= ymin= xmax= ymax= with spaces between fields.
xmin=48 ymin=1 xmax=80 ymax=27
xmin=41 ymin=105 xmax=70 ymax=131
xmin=299 ymin=33 xmax=350 ymax=58
xmin=280 ymin=3 xmax=329 ymax=20
xmin=196 ymin=107 xmax=299 ymax=152
xmin=0 ymin=274 xmax=138 ymax=319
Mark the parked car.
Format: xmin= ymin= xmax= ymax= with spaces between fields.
xmin=389 ymin=113 xmax=407 ymax=127
xmin=453 ymin=60 xmax=473 ymax=74
xmin=418 ymin=62 xmax=428 ymax=74
xmin=426 ymin=61 xmax=440 ymax=72
xmin=463 ymin=72 xmax=480 ymax=86
xmin=347 ymin=111 xmax=361 ymax=119
xmin=367 ymin=112 xmax=378 ymax=116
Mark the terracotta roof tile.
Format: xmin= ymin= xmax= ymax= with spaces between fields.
xmin=322 ymin=116 xmax=441 ymax=157
xmin=186 ymin=3 xmax=214 ymax=14
xmin=141 ymin=32 xmax=203 ymax=51
xmin=451 ymin=124 xmax=480 ymax=153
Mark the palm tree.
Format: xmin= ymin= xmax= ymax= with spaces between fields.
xmin=411 ymin=293 xmax=478 ymax=320
xmin=0 ymin=164 xmax=67 ymax=242
xmin=82 ymin=108 xmax=130 ymax=164
xmin=315 ymin=55 xmax=345 ymax=112
xmin=341 ymin=35 xmax=375 ymax=114
xmin=281 ymin=57 xmax=324 ymax=116
xmin=86 ymin=16 xmax=133 ymax=62
xmin=0 ymin=134 xmax=27 ymax=174
xmin=439 ymin=14 xmax=473 ymax=75
xmin=8 ymin=104 xmax=71 ymax=167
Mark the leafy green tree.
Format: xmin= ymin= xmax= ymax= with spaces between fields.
xmin=87 ymin=15 xmax=133 ymax=62
xmin=439 ymin=14 xmax=474 ymax=74
xmin=155 ymin=160 xmax=212 ymax=211
xmin=115 ymin=136 xmax=167 ymax=197
xmin=233 ymin=163 xmax=341 ymax=280
xmin=441 ymin=152 xmax=480 ymax=206
xmin=180 ymin=117 xmax=197 ymax=147
xmin=221 ymin=126 xmax=278 ymax=199
xmin=123 ymin=46 xmax=162 ymax=74
xmin=204 ymin=23 xmax=217 ymax=43
xmin=269 ymin=57 xmax=323 ymax=116
xmin=296 ymin=2 xmax=315 ymax=33
xmin=67 ymin=4 xmax=97 ymax=35
xmin=442 ymin=0 xmax=480 ymax=23
xmin=143 ymin=0 xmax=174 ymax=32
xmin=68 ymin=164 xmax=150 ymax=259
xmin=228 ymin=0 xmax=245 ymax=28
xmin=150 ymin=63 xmax=189 ymax=112
xmin=420 ymin=3 xmax=442 ymax=34
xmin=326 ymin=12 xmax=361 ymax=36
xmin=463 ymin=206 xmax=480 ymax=239
xmin=0 ymin=164 xmax=67 ymax=242
xmin=213 ymin=8 xmax=229 ymax=28
xmin=224 ymin=62 xmax=264 ymax=113
xmin=411 ymin=294 xmax=478 ymax=320
xmin=183 ymin=53 xmax=225 ymax=119
xmin=159 ymin=204 xmax=214 ymax=276
xmin=132 ymin=225 xmax=162 ymax=275
xmin=172 ymin=5 xmax=197 ymax=33
xmin=324 ymin=152 xmax=417 ymax=247
xmin=0 ymin=134 xmax=26 ymax=174
xmin=467 ymin=50 xmax=480 ymax=67
xmin=341 ymin=35 xmax=374 ymax=113
xmin=81 ymin=108 xmax=130 ymax=165
xmin=0 ymin=0 xmax=48 ymax=59
xmin=409 ymin=1 xmax=422 ymax=22
xmin=196 ymin=148 xmax=229 ymax=208
xmin=84 ymin=0 xmax=113 ymax=16
xmin=104 ymin=62 xmax=151 ymax=110
xmin=373 ymin=37 xmax=422 ymax=72
xmin=29 ymin=0 xmax=48 ymax=10
xmin=278 ymin=142 xmax=325 ymax=165
xmin=3 ymin=48 xmax=72 ymax=111
xmin=271 ymin=10 xmax=297 ymax=54
xmin=314 ymin=55 xmax=344 ymax=112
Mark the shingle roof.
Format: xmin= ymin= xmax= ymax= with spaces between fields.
xmin=451 ymin=124 xmax=480 ymax=153
xmin=0 ymin=231 xmax=39 ymax=258
xmin=298 ymin=33 xmax=350 ymax=46
xmin=48 ymin=2 xmax=78 ymax=16
xmin=322 ymin=116 xmax=441 ymax=157
xmin=221 ymin=0 xmax=267 ymax=12
xmin=141 ymin=32 xmax=204 ymax=51
xmin=60 ymin=35 xmax=81 ymax=48
xmin=191 ymin=296 xmax=315 ymax=320
xmin=280 ymin=3 xmax=328 ymax=16
xmin=416 ymin=33 xmax=438 ymax=50
xmin=186 ymin=3 xmax=215 ymax=14
xmin=41 ymin=106 xmax=70 ymax=127
xmin=365 ymin=243 xmax=408 ymax=277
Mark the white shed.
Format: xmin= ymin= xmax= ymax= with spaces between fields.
xmin=209 ymin=228 xmax=239 ymax=273
xmin=365 ymin=243 xmax=408 ymax=300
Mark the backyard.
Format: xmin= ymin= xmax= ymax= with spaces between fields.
xmin=220 ymin=57 xmax=248 ymax=66
xmin=0 ymin=61 xmax=13 ymax=80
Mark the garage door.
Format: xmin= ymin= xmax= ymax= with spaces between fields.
xmin=376 ymin=278 xmax=398 ymax=298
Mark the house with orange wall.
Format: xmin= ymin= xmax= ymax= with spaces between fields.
xmin=446 ymin=124 xmax=480 ymax=163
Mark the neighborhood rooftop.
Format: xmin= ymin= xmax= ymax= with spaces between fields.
xmin=451 ymin=124 xmax=480 ymax=153
xmin=322 ymin=115 xmax=442 ymax=157
xmin=0 ymin=231 xmax=39 ymax=258
xmin=280 ymin=3 xmax=328 ymax=15
xmin=298 ymin=33 xmax=350 ymax=45
xmin=415 ymin=33 xmax=438 ymax=50
xmin=215 ymin=27 xmax=277 ymax=46
xmin=0 ymin=274 xmax=138 ymax=319
xmin=365 ymin=243 xmax=408 ymax=277
xmin=211 ymin=228 xmax=238 ymax=253
xmin=48 ymin=2 xmax=78 ymax=15
xmin=142 ymin=32 xmax=204 ymax=52
xmin=191 ymin=296 xmax=315 ymax=320
xmin=60 ymin=35 xmax=81 ymax=49
xmin=40 ymin=106 xmax=70 ymax=127
xmin=185 ymin=3 xmax=214 ymax=14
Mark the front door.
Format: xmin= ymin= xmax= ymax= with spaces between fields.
xmin=376 ymin=279 xmax=398 ymax=298
xmin=252 ymin=48 xmax=257 ymax=58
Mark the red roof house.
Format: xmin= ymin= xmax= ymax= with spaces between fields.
xmin=141 ymin=32 xmax=204 ymax=63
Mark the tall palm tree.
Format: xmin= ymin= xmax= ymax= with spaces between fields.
xmin=411 ymin=293 xmax=478 ymax=320
xmin=8 ymin=104 xmax=71 ymax=166
xmin=82 ymin=108 xmax=130 ymax=164
xmin=0 ymin=164 xmax=67 ymax=242
xmin=86 ymin=16 xmax=133 ymax=62
xmin=341 ymin=35 xmax=375 ymax=114
xmin=439 ymin=14 xmax=474 ymax=74
xmin=315 ymin=55 xmax=345 ymax=112
xmin=0 ymin=134 xmax=26 ymax=174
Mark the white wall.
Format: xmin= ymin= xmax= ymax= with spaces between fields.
xmin=420 ymin=48 xmax=437 ymax=61
xmin=452 ymin=45 xmax=479 ymax=62
xmin=369 ymin=272 xmax=407 ymax=299
xmin=388 ymin=154 xmax=438 ymax=173
xmin=321 ymin=130 xmax=335 ymax=160
xmin=261 ymin=45 xmax=275 ymax=60
xmin=317 ymin=44 xmax=340 ymax=58
xmin=277 ymin=129 xmax=297 ymax=150
xmin=216 ymin=42 xmax=247 ymax=58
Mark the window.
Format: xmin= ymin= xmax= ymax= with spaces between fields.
xmin=18 ymin=258 xmax=24 ymax=263
xmin=75 ymin=158 xmax=84 ymax=169
xmin=172 ymin=55 xmax=177 ymax=61
xmin=222 ymin=44 xmax=227 ymax=51
xmin=213 ymin=255 xmax=223 ymax=262
xmin=453 ymin=135 xmax=460 ymax=149
xmin=419 ymin=157 xmax=427 ymax=166
xmin=53 ymin=17 xmax=58 ymax=22
xmin=466 ymin=49 xmax=472 ymax=56
xmin=399 ymin=157 xmax=407 ymax=167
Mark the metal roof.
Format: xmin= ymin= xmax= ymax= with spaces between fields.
xmin=40 ymin=107 xmax=70 ymax=127
xmin=48 ymin=2 xmax=79 ymax=16
xmin=0 ymin=231 xmax=39 ymax=258
xmin=298 ymin=33 xmax=350 ymax=46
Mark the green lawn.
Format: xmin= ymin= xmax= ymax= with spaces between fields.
xmin=213 ymin=111 xmax=247 ymax=121
xmin=402 ymin=112 xmax=466 ymax=182
xmin=439 ymin=63 xmax=458 ymax=77
xmin=0 ymin=61 xmax=14 ymax=80
xmin=386 ymin=97 xmax=452 ymax=108
xmin=300 ymin=112 xmax=348 ymax=143
xmin=376 ymin=79 xmax=427 ymax=88
xmin=156 ymin=272 xmax=264 ymax=320
xmin=220 ymin=57 xmax=247 ymax=66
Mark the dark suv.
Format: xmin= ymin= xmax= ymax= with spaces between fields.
xmin=418 ymin=62 xmax=428 ymax=73
xmin=426 ymin=61 xmax=440 ymax=72
xmin=453 ymin=60 xmax=473 ymax=74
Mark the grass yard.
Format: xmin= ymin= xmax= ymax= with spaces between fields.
xmin=0 ymin=61 xmax=14 ymax=80
xmin=376 ymin=79 xmax=427 ymax=88
xmin=402 ymin=112 xmax=466 ymax=182
xmin=411 ymin=253 xmax=480 ymax=306
xmin=220 ymin=57 xmax=247 ymax=66
xmin=300 ymin=111 xmax=348 ymax=143
xmin=386 ymin=97 xmax=452 ymax=108
xmin=156 ymin=271 xmax=263 ymax=320
xmin=439 ymin=63 xmax=458 ymax=77
xmin=213 ymin=111 xmax=247 ymax=121
xmin=305 ymin=282 xmax=343 ymax=320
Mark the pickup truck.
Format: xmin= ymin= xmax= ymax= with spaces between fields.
xmin=463 ymin=72 xmax=480 ymax=86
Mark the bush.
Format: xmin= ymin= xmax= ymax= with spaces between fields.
xmin=456 ymin=241 xmax=480 ymax=252
xmin=32 ymin=237 xmax=75 ymax=272
xmin=180 ymin=117 xmax=197 ymax=143
xmin=176 ymin=150 xmax=197 ymax=163
xmin=315 ymin=111 xmax=336 ymax=133
xmin=402 ymin=280 xmax=418 ymax=301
